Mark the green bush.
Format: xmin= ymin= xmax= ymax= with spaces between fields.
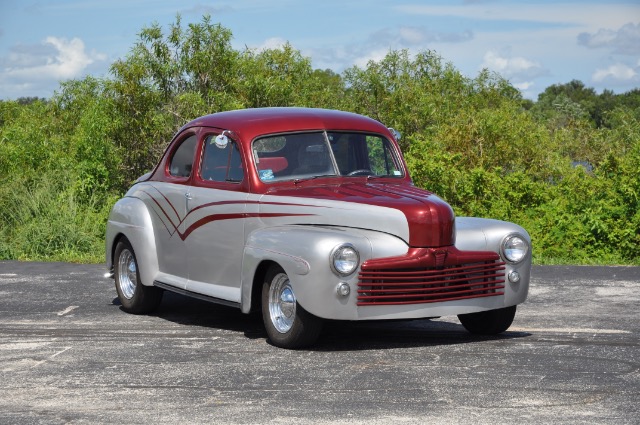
xmin=0 ymin=15 xmax=638 ymax=265
xmin=0 ymin=174 xmax=113 ymax=262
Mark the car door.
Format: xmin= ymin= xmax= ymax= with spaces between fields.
xmin=183 ymin=132 xmax=249 ymax=303
xmin=138 ymin=131 xmax=199 ymax=289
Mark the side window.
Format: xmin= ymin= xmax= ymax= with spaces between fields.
xmin=367 ymin=136 xmax=402 ymax=176
xmin=200 ymin=135 xmax=244 ymax=183
xmin=327 ymin=132 xmax=403 ymax=177
xmin=169 ymin=135 xmax=197 ymax=177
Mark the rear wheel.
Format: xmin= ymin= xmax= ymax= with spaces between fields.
xmin=261 ymin=265 xmax=323 ymax=349
xmin=114 ymin=239 xmax=162 ymax=314
xmin=458 ymin=305 xmax=516 ymax=335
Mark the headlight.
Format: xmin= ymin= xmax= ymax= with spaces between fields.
xmin=331 ymin=244 xmax=360 ymax=276
xmin=501 ymin=234 xmax=529 ymax=263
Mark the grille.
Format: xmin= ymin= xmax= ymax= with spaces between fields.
xmin=357 ymin=249 xmax=505 ymax=306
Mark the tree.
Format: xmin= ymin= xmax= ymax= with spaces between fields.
xmin=237 ymin=43 xmax=315 ymax=108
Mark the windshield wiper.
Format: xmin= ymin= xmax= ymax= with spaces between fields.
xmin=293 ymin=174 xmax=338 ymax=184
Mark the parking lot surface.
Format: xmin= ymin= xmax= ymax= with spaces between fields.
xmin=0 ymin=262 xmax=638 ymax=424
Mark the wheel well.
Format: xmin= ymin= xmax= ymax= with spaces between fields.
xmin=250 ymin=260 xmax=278 ymax=314
xmin=110 ymin=233 xmax=128 ymax=268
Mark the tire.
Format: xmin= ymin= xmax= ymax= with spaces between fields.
xmin=114 ymin=238 xmax=163 ymax=314
xmin=261 ymin=265 xmax=323 ymax=349
xmin=458 ymin=305 xmax=517 ymax=335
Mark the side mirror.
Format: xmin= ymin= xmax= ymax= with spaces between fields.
xmin=213 ymin=130 xmax=239 ymax=149
xmin=214 ymin=134 xmax=229 ymax=149
xmin=388 ymin=128 xmax=401 ymax=141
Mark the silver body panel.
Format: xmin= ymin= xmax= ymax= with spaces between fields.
xmin=106 ymin=183 xmax=531 ymax=321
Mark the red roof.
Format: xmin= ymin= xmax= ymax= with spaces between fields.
xmin=178 ymin=107 xmax=390 ymax=142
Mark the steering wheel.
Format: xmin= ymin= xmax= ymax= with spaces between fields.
xmin=347 ymin=169 xmax=373 ymax=176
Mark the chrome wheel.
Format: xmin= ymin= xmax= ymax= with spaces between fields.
xmin=117 ymin=248 xmax=137 ymax=300
xmin=268 ymin=273 xmax=296 ymax=333
xmin=261 ymin=265 xmax=323 ymax=348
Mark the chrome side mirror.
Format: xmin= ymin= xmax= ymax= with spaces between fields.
xmin=388 ymin=128 xmax=401 ymax=141
xmin=214 ymin=133 xmax=229 ymax=149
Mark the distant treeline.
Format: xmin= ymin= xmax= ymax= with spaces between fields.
xmin=1 ymin=15 xmax=638 ymax=264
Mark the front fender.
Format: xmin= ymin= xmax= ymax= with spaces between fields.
xmin=241 ymin=225 xmax=408 ymax=318
xmin=105 ymin=197 xmax=159 ymax=287
xmin=455 ymin=217 xmax=532 ymax=306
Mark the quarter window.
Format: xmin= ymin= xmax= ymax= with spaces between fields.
xmin=169 ymin=135 xmax=197 ymax=177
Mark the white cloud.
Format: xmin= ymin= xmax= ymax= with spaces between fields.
xmin=399 ymin=27 xmax=425 ymax=45
xmin=513 ymin=81 xmax=533 ymax=91
xmin=513 ymin=81 xmax=536 ymax=100
xmin=370 ymin=26 xmax=473 ymax=48
xmin=2 ymin=36 xmax=106 ymax=81
xmin=0 ymin=36 xmax=106 ymax=99
xmin=481 ymin=50 xmax=546 ymax=79
xmin=304 ymin=25 xmax=473 ymax=72
xmin=592 ymin=63 xmax=638 ymax=83
xmin=479 ymin=50 xmax=549 ymax=99
xmin=252 ymin=37 xmax=288 ymax=52
xmin=353 ymin=48 xmax=389 ymax=68
xmin=578 ymin=23 xmax=640 ymax=55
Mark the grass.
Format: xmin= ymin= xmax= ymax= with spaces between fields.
xmin=0 ymin=175 xmax=108 ymax=264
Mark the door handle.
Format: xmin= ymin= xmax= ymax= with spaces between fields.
xmin=185 ymin=192 xmax=193 ymax=200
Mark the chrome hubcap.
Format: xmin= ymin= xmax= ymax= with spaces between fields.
xmin=117 ymin=248 xmax=137 ymax=299
xmin=268 ymin=273 xmax=296 ymax=333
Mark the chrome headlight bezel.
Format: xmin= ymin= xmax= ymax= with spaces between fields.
xmin=501 ymin=234 xmax=529 ymax=264
xmin=330 ymin=244 xmax=360 ymax=276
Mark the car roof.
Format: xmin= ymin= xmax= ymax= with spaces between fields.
xmin=179 ymin=107 xmax=391 ymax=142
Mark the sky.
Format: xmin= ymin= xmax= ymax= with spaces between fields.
xmin=0 ymin=0 xmax=639 ymax=101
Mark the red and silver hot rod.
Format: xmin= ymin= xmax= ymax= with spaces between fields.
xmin=105 ymin=108 xmax=531 ymax=348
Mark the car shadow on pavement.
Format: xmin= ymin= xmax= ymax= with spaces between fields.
xmin=115 ymin=291 xmax=263 ymax=334
xmin=122 ymin=291 xmax=532 ymax=351
xmin=312 ymin=320 xmax=531 ymax=351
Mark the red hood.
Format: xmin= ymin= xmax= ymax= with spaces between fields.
xmin=267 ymin=182 xmax=455 ymax=247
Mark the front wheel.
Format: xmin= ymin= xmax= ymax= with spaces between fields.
xmin=261 ymin=265 xmax=323 ymax=349
xmin=458 ymin=306 xmax=517 ymax=335
xmin=114 ymin=239 xmax=163 ymax=314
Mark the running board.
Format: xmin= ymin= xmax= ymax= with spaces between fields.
xmin=153 ymin=280 xmax=241 ymax=309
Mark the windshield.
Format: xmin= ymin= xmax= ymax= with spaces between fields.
xmin=253 ymin=131 xmax=404 ymax=182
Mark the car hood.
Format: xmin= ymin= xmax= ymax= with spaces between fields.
xmin=262 ymin=182 xmax=455 ymax=247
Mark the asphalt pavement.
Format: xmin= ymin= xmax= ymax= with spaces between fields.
xmin=0 ymin=261 xmax=638 ymax=424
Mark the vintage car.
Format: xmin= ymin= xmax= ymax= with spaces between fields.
xmin=105 ymin=107 xmax=531 ymax=348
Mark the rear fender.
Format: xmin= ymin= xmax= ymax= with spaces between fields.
xmin=105 ymin=197 xmax=159 ymax=287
